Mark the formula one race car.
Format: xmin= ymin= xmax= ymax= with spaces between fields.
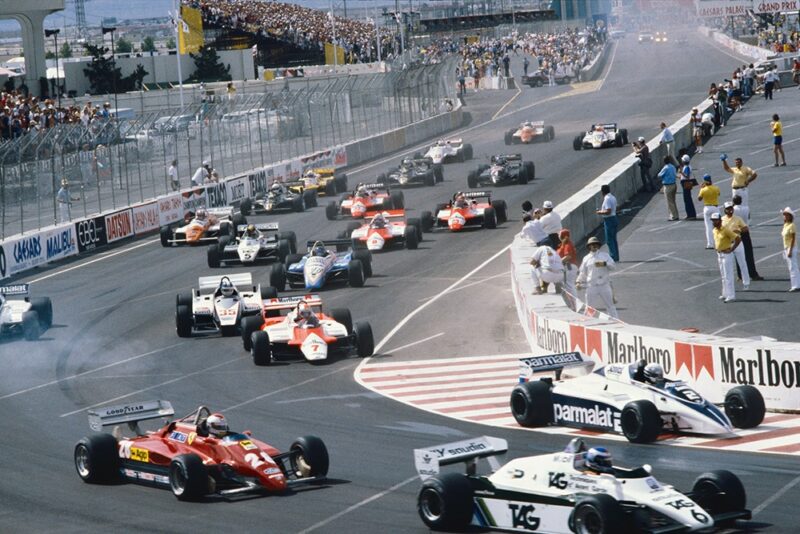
xmin=421 ymin=191 xmax=507 ymax=232
xmin=0 ymin=284 xmax=53 ymax=341
xmin=286 ymin=168 xmax=348 ymax=197
xmin=340 ymin=210 xmax=423 ymax=251
xmin=414 ymin=436 xmax=751 ymax=533
xmin=240 ymin=294 xmax=374 ymax=365
xmin=573 ymin=122 xmax=629 ymax=150
xmin=468 ymin=154 xmax=535 ymax=188
xmin=380 ymin=157 xmax=443 ymax=187
xmin=240 ymin=185 xmax=316 ymax=215
xmin=160 ymin=207 xmax=245 ymax=247
xmin=269 ymin=240 xmax=373 ymax=291
xmin=422 ymin=138 xmax=473 ymax=164
xmin=75 ymin=401 xmax=329 ymax=500
xmin=175 ymin=273 xmax=276 ymax=338
xmin=207 ymin=223 xmax=298 ymax=268
xmin=520 ymin=69 xmax=575 ymax=87
xmin=510 ymin=353 xmax=766 ymax=443
xmin=504 ymin=121 xmax=555 ymax=144
xmin=326 ymin=183 xmax=404 ymax=220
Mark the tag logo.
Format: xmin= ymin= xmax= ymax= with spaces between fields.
xmin=548 ymin=471 xmax=568 ymax=490
xmin=509 ymin=503 xmax=540 ymax=530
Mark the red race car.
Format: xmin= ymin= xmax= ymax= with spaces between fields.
xmin=74 ymin=400 xmax=329 ymax=500
xmin=241 ymin=295 xmax=374 ymax=365
xmin=421 ymin=191 xmax=507 ymax=232
xmin=326 ymin=183 xmax=404 ymax=220
xmin=340 ymin=209 xmax=423 ymax=251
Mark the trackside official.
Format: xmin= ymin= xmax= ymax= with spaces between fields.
xmin=782 ymin=207 xmax=800 ymax=292
xmin=577 ymin=236 xmax=618 ymax=318
xmin=712 ymin=212 xmax=739 ymax=303
xmin=697 ymin=174 xmax=720 ymax=249
xmin=530 ymin=245 xmax=564 ymax=294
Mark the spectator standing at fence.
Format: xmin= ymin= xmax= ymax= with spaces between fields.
xmin=781 ymin=207 xmax=800 ymax=292
xmin=722 ymin=201 xmax=751 ymax=290
xmin=595 ymin=184 xmax=619 ymax=262
xmin=659 ymin=122 xmax=674 ymax=160
xmin=192 ymin=160 xmax=211 ymax=187
xmin=226 ymin=82 xmax=236 ymax=101
xmin=633 ymin=137 xmax=653 ymax=192
xmin=576 ymin=236 xmax=618 ymax=318
xmin=657 ymin=156 xmax=679 ymax=221
xmin=721 ymin=154 xmax=756 ymax=208
xmin=697 ymin=174 xmax=720 ymax=249
xmin=712 ymin=212 xmax=739 ymax=303
xmin=540 ymin=200 xmax=563 ymax=249
xmin=679 ymin=154 xmax=697 ymax=220
xmin=56 ymin=179 xmax=79 ymax=224
xmin=168 ymin=160 xmax=179 ymax=191
xmin=771 ymin=114 xmax=787 ymax=167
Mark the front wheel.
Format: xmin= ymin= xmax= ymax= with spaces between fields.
xmin=241 ymin=315 xmax=264 ymax=351
xmin=724 ymin=385 xmax=765 ymax=429
xmin=390 ymin=191 xmax=404 ymax=210
xmin=169 ymin=454 xmax=208 ymax=501
xmin=691 ymin=470 xmax=746 ymax=516
xmin=269 ymin=263 xmax=287 ymax=291
xmin=417 ymin=473 xmax=473 ymax=531
xmin=354 ymin=321 xmax=374 ymax=357
xmin=290 ymin=436 xmax=329 ymax=478
xmin=573 ymin=494 xmax=625 ymax=534
xmin=348 ymin=260 xmax=366 ymax=287
xmin=251 ymin=330 xmax=272 ymax=366
xmin=420 ymin=211 xmax=434 ymax=233
xmin=325 ymin=202 xmax=339 ymax=221
xmin=404 ymin=226 xmax=419 ymax=249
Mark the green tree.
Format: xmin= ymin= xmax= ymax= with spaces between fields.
xmin=82 ymin=43 xmax=148 ymax=94
xmin=45 ymin=50 xmax=55 ymax=59
xmin=141 ymin=36 xmax=156 ymax=53
xmin=116 ymin=37 xmax=133 ymax=54
xmin=166 ymin=36 xmax=176 ymax=50
xmin=189 ymin=45 xmax=231 ymax=82
xmin=60 ymin=41 xmax=73 ymax=58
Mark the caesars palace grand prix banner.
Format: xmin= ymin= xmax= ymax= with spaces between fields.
xmin=696 ymin=0 xmax=800 ymax=16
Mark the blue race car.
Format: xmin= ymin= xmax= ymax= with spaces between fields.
xmin=269 ymin=240 xmax=373 ymax=290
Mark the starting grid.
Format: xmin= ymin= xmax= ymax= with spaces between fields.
xmin=355 ymin=353 xmax=800 ymax=456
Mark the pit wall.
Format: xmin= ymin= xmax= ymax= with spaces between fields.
xmin=509 ymin=98 xmax=800 ymax=412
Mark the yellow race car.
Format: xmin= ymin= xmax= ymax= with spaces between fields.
xmin=287 ymin=168 xmax=348 ymax=197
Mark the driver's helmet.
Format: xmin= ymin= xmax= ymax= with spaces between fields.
xmin=585 ymin=447 xmax=613 ymax=473
xmin=244 ymin=224 xmax=258 ymax=237
xmin=270 ymin=181 xmax=283 ymax=193
xmin=219 ymin=278 xmax=235 ymax=297
xmin=437 ymin=139 xmax=445 ymax=146
xmin=644 ymin=363 xmax=665 ymax=385
xmin=495 ymin=156 xmax=506 ymax=165
xmin=195 ymin=207 xmax=207 ymax=221
xmin=207 ymin=413 xmax=228 ymax=437
xmin=454 ymin=192 xmax=467 ymax=207
xmin=681 ymin=154 xmax=691 ymax=163
xmin=297 ymin=301 xmax=314 ymax=321
xmin=595 ymin=124 xmax=604 ymax=132
xmin=356 ymin=184 xmax=368 ymax=197
xmin=304 ymin=169 xmax=316 ymax=178
xmin=312 ymin=244 xmax=327 ymax=257
xmin=372 ymin=213 xmax=387 ymax=228
xmin=401 ymin=158 xmax=412 ymax=168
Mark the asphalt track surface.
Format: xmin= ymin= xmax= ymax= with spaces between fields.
xmin=2 ymin=33 xmax=797 ymax=532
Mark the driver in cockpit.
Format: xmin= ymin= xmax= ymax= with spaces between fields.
xmin=293 ymin=301 xmax=320 ymax=328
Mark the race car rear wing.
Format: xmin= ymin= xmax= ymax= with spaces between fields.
xmin=590 ymin=122 xmax=618 ymax=131
xmin=198 ymin=272 xmax=254 ymax=293
xmin=206 ymin=206 xmax=236 ymax=217
xmin=499 ymin=154 xmax=522 ymax=161
xmin=0 ymin=284 xmax=30 ymax=296
xmin=262 ymin=294 xmax=323 ymax=312
xmin=236 ymin=223 xmax=279 ymax=234
xmin=362 ymin=182 xmax=386 ymax=190
xmin=88 ymin=400 xmax=175 ymax=432
xmin=414 ymin=436 xmax=507 ymax=480
xmin=366 ymin=209 xmax=405 ymax=220
xmin=305 ymin=239 xmax=352 ymax=251
xmin=463 ymin=190 xmax=492 ymax=199
xmin=518 ymin=352 xmax=593 ymax=382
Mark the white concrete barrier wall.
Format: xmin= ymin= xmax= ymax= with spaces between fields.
xmin=510 ymin=98 xmax=800 ymax=412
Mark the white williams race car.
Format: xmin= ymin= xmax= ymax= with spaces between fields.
xmin=573 ymin=123 xmax=629 ymax=150
xmin=423 ymin=138 xmax=473 ymax=164
xmin=207 ymin=223 xmax=297 ymax=268
xmin=510 ymin=353 xmax=765 ymax=443
xmin=0 ymin=284 xmax=53 ymax=341
xmin=175 ymin=273 xmax=276 ymax=338
xmin=414 ymin=436 xmax=751 ymax=533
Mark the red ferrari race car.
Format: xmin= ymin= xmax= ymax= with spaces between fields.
xmin=241 ymin=295 xmax=374 ymax=365
xmin=421 ymin=191 xmax=507 ymax=232
xmin=74 ymin=401 xmax=329 ymax=500
xmin=326 ymin=183 xmax=404 ymax=220
xmin=340 ymin=210 xmax=423 ymax=251
xmin=504 ymin=120 xmax=555 ymax=144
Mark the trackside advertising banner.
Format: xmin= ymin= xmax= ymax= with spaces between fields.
xmin=754 ymin=0 xmax=800 ymax=13
xmin=132 ymin=202 xmax=160 ymax=235
xmin=0 ymin=224 xmax=78 ymax=280
xmin=695 ymin=0 xmax=752 ymax=17
xmin=158 ymin=194 xmax=183 ymax=226
xmin=75 ymin=216 xmax=108 ymax=252
xmin=511 ymin=236 xmax=800 ymax=412
xmin=104 ymin=209 xmax=135 ymax=244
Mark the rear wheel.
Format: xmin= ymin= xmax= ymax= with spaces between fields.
xmin=620 ymin=128 xmax=629 ymax=145
xmin=421 ymin=211 xmax=434 ymax=233
xmin=491 ymin=200 xmax=508 ymax=224
xmin=278 ymin=231 xmax=297 ymax=254
xmin=348 ymin=260 xmax=365 ymax=287
xmin=417 ymin=473 xmax=473 ymax=531
xmin=510 ymin=381 xmax=553 ymax=427
xmin=74 ymin=434 xmax=120 ymax=483
xmin=546 ymin=125 xmax=556 ymax=140
xmin=241 ymin=315 xmax=264 ymax=351
xmin=232 ymin=213 xmax=246 ymax=227
xmin=504 ymin=130 xmax=514 ymax=145
xmin=30 ymin=297 xmax=53 ymax=329
xmin=176 ymin=291 xmax=193 ymax=308
xmin=423 ymin=170 xmax=435 ymax=186
xmin=390 ymin=191 xmax=404 ymax=210
xmin=329 ymin=308 xmax=353 ymax=334
xmin=293 ymin=195 xmax=305 ymax=212
xmin=324 ymin=180 xmax=337 ymax=196
xmin=724 ymin=385 xmax=765 ymax=429
xmin=404 ymin=226 xmax=419 ymax=249
xmin=303 ymin=189 xmax=317 ymax=208
xmin=290 ymin=436 xmax=329 ymax=478
xmin=325 ymin=202 xmax=339 ymax=220
xmin=277 ymin=239 xmax=291 ymax=262
xmin=524 ymin=161 xmax=536 ymax=180
xmin=240 ymin=198 xmax=252 ymax=216
xmin=573 ymin=494 xmax=625 ymax=534
xmin=207 ymin=244 xmax=221 ymax=268
xmin=354 ymin=321 xmax=374 ymax=357
xmin=573 ymin=135 xmax=583 ymax=151
xmin=251 ymin=330 xmax=272 ymax=366
xmin=483 ymin=207 xmax=497 ymax=229
xmin=285 ymin=253 xmax=304 ymax=270
xmin=463 ymin=143 xmax=473 ymax=160
xmin=269 ymin=263 xmax=287 ymax=291
xmin=175 ymin=305 xmax=192 ymax=337
xmin=467 ymin=170 xmax=479 ymax=189
xmin=22 ymin=311 xmax=40 ymax=340
xmin=621 ymin=400 xmax=661 ymax=443
xmin=335 ymin=173 xmax=348 ymax=193
xmin=169 ymin=454 xmax=208 ymax=501
xmin=160 ymin=226 xmax=172 ymax=247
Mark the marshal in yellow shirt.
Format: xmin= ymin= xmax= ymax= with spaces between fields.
xmin=697 ymin=184 xmax=720 ymax=206
xmin=723 ymin=214 xmax=746 ymax=234
xmin=783 ymin=221 xmax=796 ymax=250
xmin=713 ymin=225 xmax=737 ymax=252
xmin=773 ymin=120 xmax=783 ymax=137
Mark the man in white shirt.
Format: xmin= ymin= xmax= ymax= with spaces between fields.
xmin=530 ymin=245 xmax=564 ymax=294
xmin=577 ymin=237 xmax=618 ymax=318
xmin=191 ymin=160 xmax=211 ymax=187
xmin=595 ymin=184 xmax=619 ymax=262
xmin=539 ymin=200 xmax=562 ymax=248
xmin=659 ymin=122 xmax=674 ymax=159
xmin=519 ymin=209 xmax=549 ymax=246
xmin=168 ymin=160 xmax=179 ymax=191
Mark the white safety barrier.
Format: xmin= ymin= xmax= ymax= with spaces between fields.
xmin=510 ymin=98 xmax=800 ymax=413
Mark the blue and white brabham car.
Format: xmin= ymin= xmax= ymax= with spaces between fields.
xmin=268 ymin=239 xmax=372 ymax=291
xmin=510 ymin=352 xmax=765 ymax=443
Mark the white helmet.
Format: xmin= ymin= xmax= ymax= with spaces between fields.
xmin=207 ymin=413 xmax=228 ymax=437
xmin=644 ymin=363 xmax=664 ymax=384
xmin=270 ymin=181 xmax=282 ymax=191
xmin=304 ymin=169 xmax=316 ymax=178
xmin=195 ymin=207 xmax=207 ymax=220
xmin=585 ymin=447 xmax=613 ymax=473
xmin=219 ymin=278 xmax=235 ymax=298
xmin=297 ymin=301 xmax=313 ymax=320
xmin=681 ymin=154 xmax=691 ymax=163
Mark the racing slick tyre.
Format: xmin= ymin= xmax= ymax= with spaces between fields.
xmin=417 ymin=473 xmax=473 ymax=531
xmin=620 ymin=128 xmax=629 ymax=145
xmin=724 ymin=385 xmax=765 ymax=429
xmin=303 ymin=189 xmax=318 ymax=208
xmin=293 ymin=194 xmax=306 ymax=212
xmin=240 ymin=197 xmax=252 ymax=216
xmin=329 ymin=308 xmax=353 ymax=334
xmin=29 ymin=297 xmax=53 ymax=329
xmin=22 ymin=311 xmax=41 ymax=340
xmin=269 ymin=263 xmax=287 ymax=291
xmin=251 ymin=330 xmax=272 ymax=366
xmin=491 ymin=200 xmax=508 ymax=224
xmin=390 ymin=190 xmax=405 ymax=210
xmin=241 ymin=315 xmax=265 ymax=351
xmin=348 ymin=259 xmax=366 ymax=287
xmin=232 ymin=213 xmax=247 ymax=227
xmin=483 ymin=207 xmax=498 ymax=229
xmin=207 ymin=244 xmax=221 ymax=268
xmin=290 ymin=435 xmax=329 ymax=478
xmin=457 ymin=147 xmax=466 ymax=163
xmin=546 ymin=125 xmax=556 ymax=141
xmin=424 ymin=170 xmax=435 ymax=187
xmin=354 ymin=321 xmax=374 ymax=357
xmin=169 ymin=454 xmax=208 ymax=501
xmin=421 ymin=211 xmax=434 ymax=233
xmin=217 ymin=235 xmax=230 ymax=250
xmin=404 ymin=226 xmax=419 ymax=249
xmin=325 ymin=180 xmax=337 ymax=196
xmin=573 ymin=135 xmax=583 ymax=151
xmin=510 ymin=381 xmax=553 ymax=427
xmin=335 ymin=173 xmax=348 ymax=193
xmin=467 ymin=170 xmax=479 ymax=189
xmin=176 ymin=305 xmax=193 ymax=338
xmin=433 ymin=164 xmax=444 ymax=182
xmin=524 ymin=161 xmax=536 ymax=181
xmin=285 ymin=253 xmax=304 ymax=271
xmin=219 ymin=222 xmax=233 ymax=239
xmin=160 ymin=226 xmax=172 ymax=247
xmin=407 ymin=218 xmax=424 ymax=241
xmin=75 ymin=434 xmax=120 ymax=484
xmin=504 ymin=129 xmax=514 ymax=145
xmin=176 ymin=291 xmax=193 ymax=308
xmin=353 ymin=250 xmax=372 ymax=277
xmin=325 ymin=201 xmax=339 ymax=220
xmin=573 ymin=494 xmax=626 ymax=534
xmin=277 ymin=239 xmax=292 ymax=263
xmin=278 ymin=231 xmax=298 ymax=254
xmin=260 ymin=285 xmax=278 ymax=300
xmin=691 ymin=470 xmax=746 ymax=518
xmin=464 ymin=143 xmax=473 ymax=160
xmin=620 ymin=399 xmax=661 ymax=443
xmin=615 ymin=134 xmax=624 ymax=147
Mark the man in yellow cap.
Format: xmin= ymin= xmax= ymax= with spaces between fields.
xmin=712 ymin=212 xmax=739 ymax=303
